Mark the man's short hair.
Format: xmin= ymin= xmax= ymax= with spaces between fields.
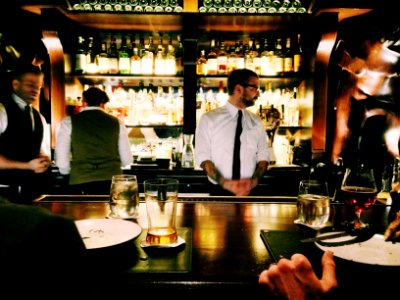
xmin=227 ymin=68 xmax=258 ymax=95
xmin=82 ymin=87 xmax=110 ymax=106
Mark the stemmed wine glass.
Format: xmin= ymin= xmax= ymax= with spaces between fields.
xmin=340 ymin=164 xmax=378 ymax=229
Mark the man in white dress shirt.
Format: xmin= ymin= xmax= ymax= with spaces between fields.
xmin=195 ymin=68 xmax=270 ymax=196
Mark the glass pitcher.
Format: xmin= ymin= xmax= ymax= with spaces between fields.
xmin=182 ymin=134 xmax=195 ymax=169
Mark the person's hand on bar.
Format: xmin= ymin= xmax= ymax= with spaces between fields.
xmin=258 ymin=251 xmax=338 ymax=300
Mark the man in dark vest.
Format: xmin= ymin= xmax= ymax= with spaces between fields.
xmin=0 ymin=63 xmax=51 ymax=204
xmin=55 ymin=87 xmax=133 ymax=194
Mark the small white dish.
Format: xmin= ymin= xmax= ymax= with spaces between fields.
xmin=316 ymin=234 xmax=400 ymax=266
xmin=140 ymin=236 xmax=186 ymax=248
xmin=294 ymin=219 xmax=333 ymax=230
xmin=75 ymin=219 xmax=141 ymax=249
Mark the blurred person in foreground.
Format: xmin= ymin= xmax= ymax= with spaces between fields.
xmin=330 ymin=10 xmax=400 ymax=189
xmin=259 ymin=211 xmax=400 ymax=300
xmin=55 ymin=87 xmax=133 ymax=195
xmin=259 ymin=251 xmax=338 ymax=300
xmin=195 ymin=68 xmax=270 ymax=196
xmin=0 ymin=63 xmax=51 ymax=204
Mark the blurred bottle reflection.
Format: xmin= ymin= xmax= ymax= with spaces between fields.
xmin=265 ymin=105 xmax=280 ymax=164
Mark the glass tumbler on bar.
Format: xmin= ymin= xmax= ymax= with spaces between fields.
xmin=109 ymin=174 xmax=140 ymax=219
xmin=144 ymin=178 xmax=179 ymax=245
xmin=340 ymin=164 xmax=378 ymax=229
xmin=296 ymin=180 xmax=330 ymax=228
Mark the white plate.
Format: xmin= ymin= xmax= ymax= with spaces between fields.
xmin=316 ymin=234 xmax=400 ymax=266
xmin=75 ymin=219 xmax=142 ymax=249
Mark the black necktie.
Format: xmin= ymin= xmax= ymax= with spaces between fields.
xmin=232 ymin=110 xmax=242 ymax=179
xmin=25 ymin=105 xmax=33 ymax=131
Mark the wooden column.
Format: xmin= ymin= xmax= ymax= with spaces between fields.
xmin=41 ymin=30 xmax=65 ymax=149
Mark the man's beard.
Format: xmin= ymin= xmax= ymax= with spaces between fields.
xmin=243 ymin=97 xmax=256 ymax=107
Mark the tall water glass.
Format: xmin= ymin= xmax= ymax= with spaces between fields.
xmin=144 ymin=178 xmax=179 ymax=245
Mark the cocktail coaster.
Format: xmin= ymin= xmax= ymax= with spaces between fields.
xmin=131 ymin=227 xmax=192 ymax=273
xmin=140 ymin=236 xmax=186 ymax=248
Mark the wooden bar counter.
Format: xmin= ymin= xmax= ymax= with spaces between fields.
xmin=33 ymin=195 xmax=398 ymax=298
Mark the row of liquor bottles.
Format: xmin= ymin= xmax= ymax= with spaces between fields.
xmin=199 ymin=0 xmax=307 ymax=14
xmin=66 ymin=82 xmax=304 ymax=168
xmin=72 ymin=33 xmax=184 ymax=76
xmin=196 ymin=83 xmax=305 ymax=127
xmin=196 ymin=34 xmax=303 ymax=76
xmin=69 ymin=0 xmax=307 ymax=14
xmin=67 ymin=83 xmax=184 ymax=126
xmin=70 ymin=31 xmax=304 ymax=76
xmin=67 ymin=80 xmax=305 ymax=128
xmin=70 ymin=0 xmax=183 ymax=12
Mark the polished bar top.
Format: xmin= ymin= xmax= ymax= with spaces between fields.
xmin=34 ymin=195 xmax=397 ymax=298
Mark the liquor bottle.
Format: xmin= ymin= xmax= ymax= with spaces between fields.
xmin=119 ymin=35 xmax=131 ymax=74
xmin=154 ymin=37 xmax=165 ymax=75
xmin=175 ymin=34 xmax=184 ymax=75
xmin=206 ymin=39 xmax=218 ymax=75
xmin=130 ymin=47 xmax=141 ymax=74
xmin=85 ymin=37 xmax=97 ymax=73
xmin=98 ymin=40 xmax=110 ymax=74
xmin=287 ymin=0 xmax=300 ymax=13
xmin=283 ymin=36 xmax=293 ymax=74
xmin=74 ymin=36 xmax=87 ymax=75
xmin=196 ymin=49 xmax=208 ymax=76
xmin=253 ymin=0 xmax=262 ymax=9
xmin=253 ymin=38 xmax=261 ymax=75
xmin=217 ymin=40 xmax=228 ymax=75
xmin=268 ymin=0 xmax=280 ymax=13
xmin=103 ymin=0 xmax=113 ymax=10
xmin=260 ymin=36 xmax=276 ymax=76
xmin=273 ymin=37 xmax=284 ymax=75
xmin=165 ymin=44 xmax=176 ymax=75
xmin=293 ymin=33 xmax=303 ymax=73
xmin=233 ymin=0 xmax=242 ymax=8
xmin=244 ymin=41 xmax=254 ymax=72
xmin=203 ymin=0 xmax=213 ymax=8
xmin=295 ymin=0 xmax=307 ymax=13
xmin=224 ymin=0 xmax=233 ymax=8
xmin=243 ymin=0 xmax=252 ymax=8
xmin=108 ymin=35 xmax=119 ymax=74
xmin=278 ymin=0 xmax=290 ymax=13
xmin=141 ymin=45 xmax=154 ymax=75
xmin=159 ymin=0 xmax=168 ymax=6
xmin=234 ymin=40 xmax=245 ymax=70
xmin=141 ymin=36 xmax=155 ymax=74
xmin=262 ymin=0 xmax=271 ymax=8
xmin=214 ymin=0 xmax=223 ymax=8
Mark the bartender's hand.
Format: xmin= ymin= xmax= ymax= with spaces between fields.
xmin=222 ymin=179 xmax=252 ymax=196
xmin=384 ymin=211 xmax=400 ymax=241
xmin=258 ymin=251 xmax=338 ymax=300
xmin=29 ymin=155 xmax=51 ymax=173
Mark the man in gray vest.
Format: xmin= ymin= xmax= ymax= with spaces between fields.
xmin=55 ymin=87 xmax=133 ymax=194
